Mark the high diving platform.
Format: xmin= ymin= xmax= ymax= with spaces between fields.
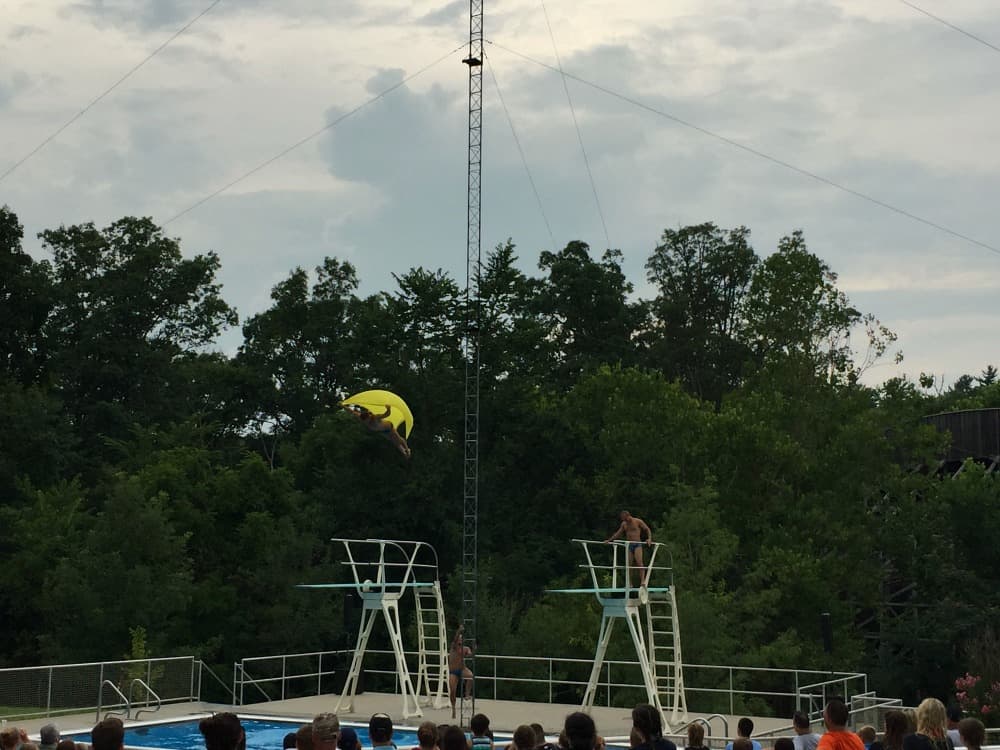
xmin=297 ymin=539 xmax=450 ymax=718
xmin=548 ymin=539 xmax=687 ymax=732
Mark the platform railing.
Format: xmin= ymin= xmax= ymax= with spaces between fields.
xmin=232 ymin=646 xmax=866 ymax=719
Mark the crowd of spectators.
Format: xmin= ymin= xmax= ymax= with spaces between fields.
xmin=1 ymin=696 xmax=990 ymax=750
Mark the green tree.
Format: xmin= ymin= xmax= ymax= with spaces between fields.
xmin=643 ymin=223 xmax=758 ymax=404
xmin=0 ymin=206 xmax=51 ymax=383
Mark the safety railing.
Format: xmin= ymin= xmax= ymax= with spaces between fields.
xmin=128 ymin=679 xmax=162 ymax=719
xmin=233 ymin=646 xmax=866 ymax=720
xmin=0 ymin=656 xmax=207 ymax=722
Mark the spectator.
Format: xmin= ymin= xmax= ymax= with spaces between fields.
xmin=903 ymin=700 xmax=953 ymax=750
xmin=471 ymin=714 xmax=493 ymax=750
xmin=685 ymin=723 xmax=709 ymax=750
xmin=858 ymin=727 xmax=877 ymax=750
xmin=416 ymin=722 xmax=439 ymax=750
xmin=339 ymin=728 xmax=360 ymax=750
xmin=564 ymin=713 xmax=598 ymax=750
xmin=312 ymin=713 xmax=341 ymax=750
xmin=532 ymin=726 xmax=546 ymax=747
xmin=510 ymin=726 xmax=536 ymax=750
xmin=733 ymin=740 xmax=753 ymax=750
xmin=371 ymin=714 xmax=396 ymax=750
xmin=22 ymin=744 xmax=39 ymax=750
xmin=725 ymin=720 xmax=761 ymax=750
xmin=870 ymin=711 xmax=908 ymax=750
xmin=794 ymin=712 xmax=822 ymax=750
xmin=92 ymin=718 xmax=125 ymax=750
xmin=903 ymin=713 xmax=917 ymax=736
xmin=817 ymin=700 xmax=864 ymax=750
xmin=285 ymin=733 xmax=300 ymax=750
xmin=39 ymin=724 xmax=60 ymax=750
xmin=632 ymin=705 xmax=677 ymax=750
xmin=297 ymin=725 xmax=315 ymax=750
xmin=1 ymin=727 xmax=29 ymax=750
xmin=946 ymin=708 xmax=962 ymax=749
xmin=199 ymin=713 xmax=246 ymax=750
xmin=777 ymin=740 xmax=796 ymax=750
xmin=957 ymin=719 xmax=983 ymax=750
xmin=441 ymin=726 xmax=468 ymax=750
xmin=56 ymin=741 xmax=76 ymax=750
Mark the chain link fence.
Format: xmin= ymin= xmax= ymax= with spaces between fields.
xmin=0 ymin=657 xmax=199 ymax=722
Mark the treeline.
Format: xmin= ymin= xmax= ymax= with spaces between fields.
xmin=0 ymin=206 xmax=998 ymax=704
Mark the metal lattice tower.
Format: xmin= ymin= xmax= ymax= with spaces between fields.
xmin=460 ymin=0 xmax=483 ymax=728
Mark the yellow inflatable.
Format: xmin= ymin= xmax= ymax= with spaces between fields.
xmin=341 ymin=390 xmax=414 ymax=438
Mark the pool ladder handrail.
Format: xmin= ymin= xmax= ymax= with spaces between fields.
xmin=129 ymin=678 xmax=162 ymax=719
xmin=97 ymin=678 xmax=163 ymax=721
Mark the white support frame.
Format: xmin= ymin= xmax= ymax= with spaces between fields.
xmin=569 ymin=539 xmax=687 ymax=732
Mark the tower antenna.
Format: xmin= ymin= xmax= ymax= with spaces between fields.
xmin=459 ymin=0 xmax=483 ymax=729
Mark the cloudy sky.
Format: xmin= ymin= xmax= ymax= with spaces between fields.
xmin=2 ymin=0 xmax=998 ymax=385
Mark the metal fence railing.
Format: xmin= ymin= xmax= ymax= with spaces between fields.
xmin=232 ymin=647 xmax=867 ymax=721
xmin=0 ymin=657 xmax=201 ymax=722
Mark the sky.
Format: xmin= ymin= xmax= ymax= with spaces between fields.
xmin=1 ymin=0 xmax=998 ymax=386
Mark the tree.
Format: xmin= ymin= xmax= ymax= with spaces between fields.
xmin=0 ymin=206 xmax=51 ymax=383
xmin=38 ymin=217 xmax=237 ymax=450
xmin=643 ymin=223 xmax=758 ymax=404
xmin=535 ymin=241 xmax=640 ymax=386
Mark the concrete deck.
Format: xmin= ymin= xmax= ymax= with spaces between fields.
xmin=15 ymin=692 xmax=794 ymax=747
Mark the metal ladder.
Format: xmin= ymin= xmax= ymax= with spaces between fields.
xmin=415 ymin=581 xmax=449 ymax=708
xmin=645 ymin=586 xmax=687 ymax=723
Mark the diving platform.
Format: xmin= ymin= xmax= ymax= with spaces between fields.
xmin=548 ymin=539 xmax=687 ymax=732
xmin=297 ymin=539 xmax=450 ymax=718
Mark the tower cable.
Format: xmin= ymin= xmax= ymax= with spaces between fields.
xmin=485 ymin=54 xmax=557 ymax=250
xmin=0 ymin=0 xmax=223 ymax=184
xmin=538 ymin=0 xmax=611 ymax=249
xmin=163 ymin=42 xmax=464 ymax=226
xmin=898 ymin=0 xmax=1000 ymax=55
xmin=487 ymin=39 xmax=1000 ymax=258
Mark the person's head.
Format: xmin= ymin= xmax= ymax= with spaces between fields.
xmin=531 ymin=725 xmax=546 ymax=747
xmin=370 ymin=713 xmax=394 ymax=745
xmin=338 ymin=728 xmax=359 ymax=750
xmin=0 ymin=728 xmax=19 ymax=750
xmin=513 ymin=726 xmax=536 ymax=750
xmin=792 ymin=713 xmax=811 ymax=735
xmin=958 ymin=718 xmax=985 ymax=750
xmin=199 ymin=713 xmax=245 ymax=750
xmin=564 ymin=713 xmax=596 ymax=750
xmin=285 ymin=733 xmax=300 ymax=750
xmin=417 ymin=722 xmax=439 ymax=750
xmin=40 ymin=725 xmax=60 ymax=747
xmin=903 ymin=710 xmax=917 ymax=735
xmin=56 ymin=741 xmax=76 ymax=750
xmin=620 ymin=511 xmax=632 ymax=522
xmin=916 ymin=698 xmax=947 ymax=738
xmin=91 ymin=718 xmax=125 ymax=750
xmin=882 ymin=711 xmax=908 ymax=750
xmin=297 ymin=725 xmax=315 ymax=750
xmin=632 ymin=704 xmax=663 ymax=742
xmin=470 ymin=714 xmax=491 ymax=738
xmin=22 ymin=744 xmax=39 ymax=750
xmin=686 ymin=723 xmax=705 ymax=748
xmin=774 ymin=739 xmax=795 ymax=750
xmin=737 ymin=718 xmax=754 ymax=739
xmin=442 ymin=726 xmax=468 ymax=750
xmin=312 ymin=713 xmax=341 ymax=750
xmin=629 ymin=728 xmax=643 ymax=749
xmin=858 ymin=726 xmax=877 ymax=745
xmin=732 ymin=740 xmax=753 ymax=750
xmin=823 ymin=700 xmax=849 ymax=731
xmin=946 ymin=706 xmax=961 ymax=728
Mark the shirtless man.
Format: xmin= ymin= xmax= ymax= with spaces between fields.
xmin=343 ymin=404 xmax=411 ymax=458
xmin=604 ymin=510 xmax=652 ymax=587
xmin=448 ymin=625 xmax=473 ymax=718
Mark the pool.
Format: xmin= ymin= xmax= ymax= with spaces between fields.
xmin=66 ymin=717 xmax=433 ymax=750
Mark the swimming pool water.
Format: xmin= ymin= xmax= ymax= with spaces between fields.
xmin=68 ymin=718 xmax=425 ymax=750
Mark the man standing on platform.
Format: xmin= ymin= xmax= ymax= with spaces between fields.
xmin=605 ymin=510 xmax=653 ymax=587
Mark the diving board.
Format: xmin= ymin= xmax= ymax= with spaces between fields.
xmin=547 ymin=539 xmax=687 ymax=733
xmin=299 ymin=539 xmax=449 ymax=718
